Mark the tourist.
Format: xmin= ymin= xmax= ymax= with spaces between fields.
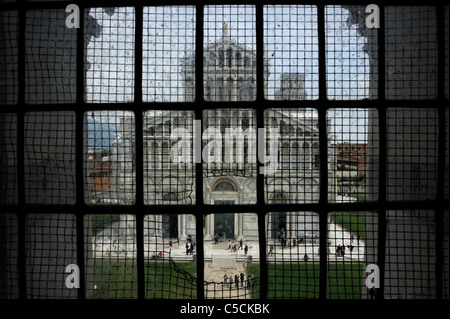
xmin=244 ymin=244 xmax=248 ymax=257
xmin=268 ymin=244 xmax=274 ymax=256
xmin=246 ymin=275 xmax=252 ymax=289
xmin=235 ymin=274 xmax=239 ymax=289
xmin=239 ymin=238 xmax=243 ymax=250
xmin=304 ymin=253 xmax=309 ymax=262
xmin=223 ymin=273 xmax=228 ymax=284
xmin=240 ymin=273 xmax=245 ymax=287
xmin=228 ymin=240 xmax=231 ymax=250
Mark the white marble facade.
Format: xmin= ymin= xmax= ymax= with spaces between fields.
xmin=110 ymin=32 xmax=336 ymax=241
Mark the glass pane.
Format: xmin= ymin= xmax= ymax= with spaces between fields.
xmin=0 ymin=213 xmax=19 ymax=299
xmin=327 ymin=211 xmax=378 ymax=299
xmin=266 ymin=212 xmax=320 ymax=299
xmin=0 ymin=10 xmax=18 ymax=105
xmin=25 ymin=214 xmax=77 ymax=299
xmin=386 ymin=108 xmax=438 ymax=201
xmin=204 ymin=5 xmax=256 ymax=102
xmin=203 ymin=109 xmax=257 ymax=205
xmin=384 ymin=210 xmax=437 ymax=299
xmin=143 ymin=110 xmax=196 ymax=205
xmin=264 ymin=5 xmax=319 ymax=100
xmin=145 ymin=214 xmax=197 ymax=299
xmin=328 ymin=108 xmax=379 ymax=202
xmin=264 ymin=108 xmax=322 ymax=203
xmin=385 ymin=6 xmax=437 ymax=100
xmin=204 ymin=213 xmax=259 ymax=299
xmin=25 ymin=10 xmax=77 ymax=104
xmin=85 ymin=214 xmax=137 ymax=299
xmin=325 ymin=6 xmax=377 ymax=100
xmin=143 ymin=6 xmax=196 ymax=102
xmin=84 ymin=111 xmax=135 ymax=205
xmin=85 ymin=7 xmax=135 ymax=103
xmin=24 ymin=111 xmax=76 ymax=205
xmin=0 ymin=114 xmax=17 ymax=205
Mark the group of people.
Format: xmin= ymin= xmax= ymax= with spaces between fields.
xmin=222 ymin=272 xmax=252 ymax=289
xmin=213 ymin=232 xmax=226 ymax=244
xmin=226 ymin=238 xmax=250 ymax=257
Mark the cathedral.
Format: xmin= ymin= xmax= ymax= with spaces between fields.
xmin=110 ymin=25 xmax=335 ymax=241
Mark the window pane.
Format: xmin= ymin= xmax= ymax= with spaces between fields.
xmin=385 ymin=6 xmax=437 ymax=100
xmin=144 ymin=110 xmax=196 ymax=205
xmin=327 ymin=211 xmax=378 ymax=299
xmin=264 ymin=5 xmax=319 ymax=100
xmin=203 ymin=109 xmax=256 ymax=205
xmin=84 ymin=111 xmax=135 ymax=205
xmin=264 ymin=108 xmax=322 ymax=204
xmin=204 ymin=213 xmax=259 ymax=299
xmin=0 ymin=213 xmax=19 ymax=299
xmin=145 ymin=214 xmax=197 ymax=299
xmin=328 ymin=108 xmax=379 ymax=202
xmin=204 ymin=5 xmax=256 ymax=102
xmin=85 ymin=214 xmax=137 ymax=299
xmin=25 ymin=10 xmax=77 ymax=104
xmin=85 ymin=7 xmax=135 ymax=103
xmin=26 ymin=214 xmax=77 ymax=299
xmin=0 ymin=10 xmax=18 ymax=105
xmin=24 ymin=111 xmax=76 ymax=205
xmin=386 ymin=108 xmax=438 ymax=201
xmin=325 ymin=6 xmax=377 ymax=100
xmin=266 ymin=212 xmax=320 ymax=299
xmin=0 ymin=114 xmax=17 ymax=205
xmin=384 ymin=210 xmax=437 ymax=299
xmin=143 ymin=6 xmax=196 ymax=102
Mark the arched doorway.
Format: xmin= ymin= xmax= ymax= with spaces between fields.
xmin=269 ymin=192 xmax=288 ymax=239
xmin=209 ymin=178 xmax=239 ymax=239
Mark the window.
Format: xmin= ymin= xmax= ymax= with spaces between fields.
xmin=0 ymin=1 xmax=448 ymax=309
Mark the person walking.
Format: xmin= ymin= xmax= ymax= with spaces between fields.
xmin=239 ymin=238 xmax=243 ymax=250
xmin=268 ymin=244 xmax=274 ymax=256
xmin=244 ymin=244 xmax=248 ymax=257
xmin=240 ymin=273 xmax=245 ymax=287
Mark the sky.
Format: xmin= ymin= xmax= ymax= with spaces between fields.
xmin=85 ymin=5 xmax=370 ymax=142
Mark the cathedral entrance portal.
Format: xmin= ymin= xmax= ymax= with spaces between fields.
xmin=212 ymin=209 xmax=235 ymax=240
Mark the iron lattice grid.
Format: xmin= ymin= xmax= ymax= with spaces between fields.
xmin=0 ymin=0 xmax=448 ymax=304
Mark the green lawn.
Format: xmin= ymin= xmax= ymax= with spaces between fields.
xmin=329 ymin=211 xmax=366 ymax=240
xmin=90 ymin=260 xmax=363 ymax=299
xmin=90 ymin=260 xmax=197 ymax=299
xmin=248 ymin=262 xmax=364 ymax=299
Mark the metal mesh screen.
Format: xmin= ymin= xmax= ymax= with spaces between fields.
xmin=24 ymin=111 xmax=76 ymax=205
xmin=0 ymin=10 xmax=18 ymax=105
xmin=143 ymin=6 xmax=196 ymax=102
xmin=264 ymin=5 xmax=319 ymax=100
xmin=84 ymin=7 xmax=135 ymax=103
xmin=203 ymin=5 xmax=256 ymax=102
xmin=266 ymin=211 xmax=320 ymax=299
xmin=143 ymin=110 xmax=196 ymax=205
xmin=25 ymin=10 xmax=77 ymax=104
xmin=264 ymin=108 xmax=321 ymax=204
xmin=0 ymin=1 xmax=448 ymax=308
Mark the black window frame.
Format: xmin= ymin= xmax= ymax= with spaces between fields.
xmin=0 ymin=0 xmax=448 ymax=302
